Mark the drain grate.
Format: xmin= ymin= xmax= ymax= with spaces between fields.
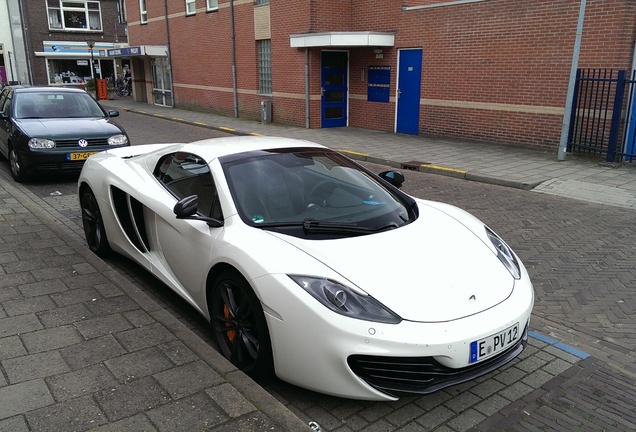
xmin=401 ymin=161 xmax=429 ymax=170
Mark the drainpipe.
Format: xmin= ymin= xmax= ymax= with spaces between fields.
xmin=230 ymin=0 xmax=238 ymax=117
xmin=557 ymin=0 xmax=587 ymax=161
xmin=164 ymin=0 xmax=175 ymax=107
xmin=305 ymin=48 xmax=310 ymax=128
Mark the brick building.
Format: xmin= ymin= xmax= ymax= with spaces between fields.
xmin=121 ymin=0 xmax=636 ymax=150
xmin=18 ymin=0 xmax=128 ymax=87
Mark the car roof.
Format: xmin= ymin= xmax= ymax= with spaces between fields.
xmin=178 ymin=136 xmax=328 ymax=160
xmin=13 ymin=86 xmax=87 ymax=94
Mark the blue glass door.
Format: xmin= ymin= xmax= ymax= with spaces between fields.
xmin=321 ymin=51 xmax=348 ymax=128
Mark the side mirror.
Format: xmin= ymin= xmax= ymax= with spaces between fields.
xmin=173 ymin=195 xmax=224 ymax=227
xmin=378 ymin=171 xmax=405 ymax=189
xmin=107 ymin=109 xmax=119 ymax=118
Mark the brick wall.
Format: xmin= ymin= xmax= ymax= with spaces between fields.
xmin=126 ymin=0 xmax=636 ymax=150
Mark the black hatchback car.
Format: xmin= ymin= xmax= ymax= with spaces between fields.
xmin=0 ymin=86 xmax=130 ymax=182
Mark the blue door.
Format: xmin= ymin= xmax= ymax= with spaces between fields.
xmin=321 ymin=51 xmax=347 ymax=128
xmin=396 ymin=49 xmax=423 ymax=135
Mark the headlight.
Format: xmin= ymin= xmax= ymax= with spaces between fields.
xmin=486 ymin=227 xmax=521 ymax=280
xmin=289 ymin=275 xmax=402 ymax=324
xmin=28 ymin=138 xmax=55 ymax=149
xmin=108 ymin=134 xmax=128 ymax=146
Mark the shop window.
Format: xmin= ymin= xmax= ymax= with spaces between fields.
xmin=206 ymin=0 xmax=218 ymax=12
xmin=47 ymin=1 xmax=102 ymax=31
xmin=139 ymin=0 xmax=147 ymax=24
xmin=185 ymin=0 xmax=196 ymax=15
xmin=258 ymin=39 xmax=272 ymax=95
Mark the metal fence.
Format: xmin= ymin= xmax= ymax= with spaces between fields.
xmin=567 ymin=69 xmax=636 ymax=162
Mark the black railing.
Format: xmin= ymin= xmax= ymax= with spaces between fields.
xmin=568 ymin=69 xmax=636 ymax=162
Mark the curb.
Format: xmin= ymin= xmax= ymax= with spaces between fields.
xmin=121 ymin=107 xmax=544 ymax=191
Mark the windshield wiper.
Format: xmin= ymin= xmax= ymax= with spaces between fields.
xmin=255 ymin=219 xmax=398 ymax=234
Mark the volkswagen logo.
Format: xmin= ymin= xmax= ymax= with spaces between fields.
xmin=78 ymin=139 xmax=88 ymax=148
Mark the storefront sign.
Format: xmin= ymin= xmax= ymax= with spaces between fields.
xmin=107 ymin=47 xmax=143 ymax=57
xmin=76 ymin=60 xmax=88 ymax=66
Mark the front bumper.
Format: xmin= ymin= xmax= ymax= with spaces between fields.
xmin=255 ymin=272 xmax=534 ymax=401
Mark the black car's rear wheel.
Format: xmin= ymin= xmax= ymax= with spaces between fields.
xmin=9 ymin=146 xmax=26 ymax=182
xmin=80 ymin=188 xmax=111 ymax=257
xmin=210 ymin=271 xmax=273 ymax=379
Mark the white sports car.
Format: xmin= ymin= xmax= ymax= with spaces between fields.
xmin=78 ymin=136 xmax=534 ymax=401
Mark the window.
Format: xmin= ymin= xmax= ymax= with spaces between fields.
xmin=206 ymin=0 xmax=218 ymax=11
xmin=155 ymin=153 xmax=222 ymax=219
xmin=47 ymin=1 xmax=102 ymax=31
xmin=255 ymin=0 xmax=269 ymax=4
xmin=258 ymin=39 xmax=272 ymax=95
xmin=139 ymin=0 xmax=147 ymax=23
xmin=185 ymin=0 xmax=196 ymax=15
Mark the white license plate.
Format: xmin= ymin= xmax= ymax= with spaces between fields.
xmin=469 ymin=323 xmax=520 ymax=364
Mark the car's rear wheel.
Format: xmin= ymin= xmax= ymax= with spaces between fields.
xmin=9 ymin=146 xmax=26 ymax=182
xmin=80 ymin=187 xmax=111 ymax=257
xmin=210 ymin=271 xmax=273 ymax=380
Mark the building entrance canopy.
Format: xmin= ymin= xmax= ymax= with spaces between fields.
xmin=290 ymin=32 xmax=394 ymax=48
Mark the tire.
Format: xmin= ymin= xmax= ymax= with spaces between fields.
xmin=80 ymin=187 xmax=112 ymax=257
xmin=210 ymin=271 xmax=273 ymax=380
xmin=9 ymin=146 xmax=26 ymax=183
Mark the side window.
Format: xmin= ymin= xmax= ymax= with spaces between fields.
xmin=0 ymin=92 xmax=12 ymax=115
xmin=154 ymin=152 xmax=222 ymax=219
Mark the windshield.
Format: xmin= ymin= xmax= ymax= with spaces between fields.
xmin=222 ymin=148 xmax=416 ymax=237
xmin=15 ymin=91 xmax=106 ymax=119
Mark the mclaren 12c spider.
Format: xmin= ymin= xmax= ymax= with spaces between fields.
xmin=78 ymin=136 xmax=534 ymax=401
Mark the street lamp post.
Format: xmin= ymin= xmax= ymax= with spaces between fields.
xmin=86 ymin=39 xmax=96 ymax=82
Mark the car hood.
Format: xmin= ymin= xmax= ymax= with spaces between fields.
xmin=269 ymin=202 xmax=515 ymax=323
xmin=15 ymin=118 xmax=123 ymax=138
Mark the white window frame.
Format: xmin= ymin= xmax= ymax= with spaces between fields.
xmin=139 ymin=0 xmax=148 ymax=24
xmin=185 ymin=0 xmax=196 ymax=15
xmin=47 ymin=1 xmax=103 ymax=32
xmin=206 ymin=0 xmax=218 ymax=12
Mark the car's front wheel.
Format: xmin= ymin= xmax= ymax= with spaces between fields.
xmin=9 ymin=146 xmax=26 ymax=182
xmin=210 ymin=271 xmax=273 ymax=380
xmin=80 ymin=187 xmax=111 ymax=257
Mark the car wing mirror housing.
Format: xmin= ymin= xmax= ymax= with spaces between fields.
xmin=378 ymin=171 xmax=405 ymax=189
xmin=174 ymin=195 xmax=224 ymax=227
xmin=107 ymin=110 xmax=120 ymax=118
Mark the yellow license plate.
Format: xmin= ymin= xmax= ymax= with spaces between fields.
xmin=68 ymin=151 xmax=99 ymax=161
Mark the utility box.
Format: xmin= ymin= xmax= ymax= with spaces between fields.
xmin=261 ymin=100 xmax=272 ymax=123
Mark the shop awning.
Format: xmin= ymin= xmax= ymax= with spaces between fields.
xmin=290 ymin=32 xmax=395 ymax=48
xmin=106 ymin=45 xmax=168 ymax=58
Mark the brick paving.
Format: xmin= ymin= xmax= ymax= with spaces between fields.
xmin=0 ymin=175 xmax=308 ymax=431
xmin=2 ymin=99 xmax=636 ymax=431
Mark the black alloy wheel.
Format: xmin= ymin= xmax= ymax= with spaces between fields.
xmin=80 ymin=188 xmax=111 ymax=257
xmin=210 ymin=271 xmax=273 ymax=379
xmin=9 ymin=146 xmax=26 ymax=182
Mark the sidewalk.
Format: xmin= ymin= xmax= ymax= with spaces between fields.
xmin=103 ymin=97 xmax=636 ymax=210
xmin=0 ymin=172 xmax=309 ymax=431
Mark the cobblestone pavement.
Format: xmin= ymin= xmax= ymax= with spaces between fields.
xmin=1 ymin=105 xmax=635 ymax=431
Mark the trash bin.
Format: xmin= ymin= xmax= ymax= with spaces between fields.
xmin=261 ymin=100 xmax=272 ymax=123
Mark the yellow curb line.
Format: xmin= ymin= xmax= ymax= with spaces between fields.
xmin=219 ymin=126 xmax=235 ymax=132
xmin=424 ymin=165 xmax=468 ymax=174
xmin=172 ymin=118 xmax=185 ymax=121
xmin=338 ymin=149 xmax=369 ymax=158
xmin=249 ymin=132 xmax=264 ymax=136
xmin=193 ymin=122 xmax=208 ymax=126
xmin=152 ymin=114 xmax=165 ymax=117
